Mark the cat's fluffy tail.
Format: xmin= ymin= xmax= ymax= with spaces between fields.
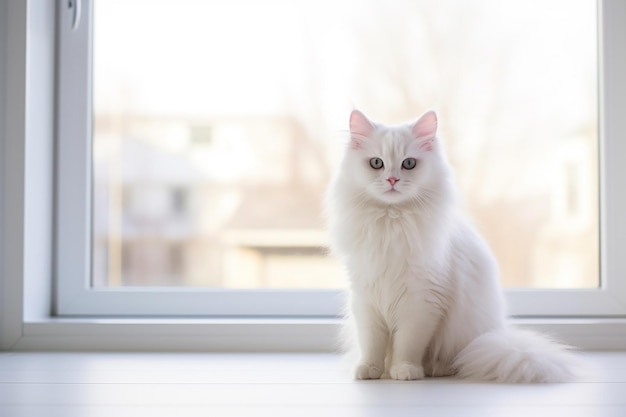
xmin=453 ymin=327 xmax=581 ymax=383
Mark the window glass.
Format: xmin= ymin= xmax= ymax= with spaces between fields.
xmin=92 ymin=0 xmax=598 ymax=289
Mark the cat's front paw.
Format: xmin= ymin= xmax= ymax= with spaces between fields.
xmin=355 ymin=363 xmax=384 ymax=380
xmin=390 ymin=362 xmax=425 ymax=381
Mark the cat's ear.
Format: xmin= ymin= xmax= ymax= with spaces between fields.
xmin=349 ymin=110 xmax=374 ymax=149
xmin=412 ymin=110 xmax=438 ymax=151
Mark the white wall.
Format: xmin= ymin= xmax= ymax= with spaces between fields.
xmin=0 ymin=0 xmax=27 ymax=350
xmin=0 ymin=0 xmax=6 ymax=349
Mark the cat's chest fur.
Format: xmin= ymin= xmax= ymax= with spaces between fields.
xmin=344 ymin=205 xmax=448 ymax=285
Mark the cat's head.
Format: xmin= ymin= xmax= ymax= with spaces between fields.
xmin=342 ymin=109 xmax=449 ymax=206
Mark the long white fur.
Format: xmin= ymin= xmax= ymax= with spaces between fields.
xmin=326 ymin=110 xmax=579 ymax=383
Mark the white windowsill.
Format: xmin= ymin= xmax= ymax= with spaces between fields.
xmin=12 ymin=317 xmax=626 ymax=352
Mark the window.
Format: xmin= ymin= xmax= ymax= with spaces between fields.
xmin=55 ymin=0 xmax=626 ymax=317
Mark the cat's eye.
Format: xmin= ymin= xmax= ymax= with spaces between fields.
xmin=369 ymin=157 xmax=384 ymax=169
xmin=402 ymin=158 xmax=417 ymax=170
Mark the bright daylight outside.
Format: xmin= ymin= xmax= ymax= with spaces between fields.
xmin=91 ymin=0 xmax=598 ymax=290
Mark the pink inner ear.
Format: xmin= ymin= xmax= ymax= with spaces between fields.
xmin=412 ymin=111 xmax=438 ymax=151
xmin=349 ymin=110 xmax=374 ymax=149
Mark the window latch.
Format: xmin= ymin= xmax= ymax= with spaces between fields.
xmin=68 ymin=0 xmax=82 ymax=31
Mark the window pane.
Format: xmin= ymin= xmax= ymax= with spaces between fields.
xmin=92 ymin=0 xmax=598 ymax=289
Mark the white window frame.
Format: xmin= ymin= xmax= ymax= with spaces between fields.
xmin=54 ymin=0 xmax=340 ymax=317
xmin=53 ymin=0 xmax=626 ymax=318
xmin=2 ymin=0 xmax=626 ymax=352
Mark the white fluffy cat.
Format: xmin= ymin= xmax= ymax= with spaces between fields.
xmin=326 ymin=109 xmax=578 ymax=383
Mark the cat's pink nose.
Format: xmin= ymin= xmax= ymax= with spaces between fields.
xmin=387 ymin=177 xmax=399 ymax=186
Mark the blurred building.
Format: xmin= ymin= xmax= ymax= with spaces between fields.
xmin=92 ymin=113 xmax=343 ymax=288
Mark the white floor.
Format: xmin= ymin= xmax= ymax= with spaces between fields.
xmin=0 ymin=352 xmax=625 ymax=417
